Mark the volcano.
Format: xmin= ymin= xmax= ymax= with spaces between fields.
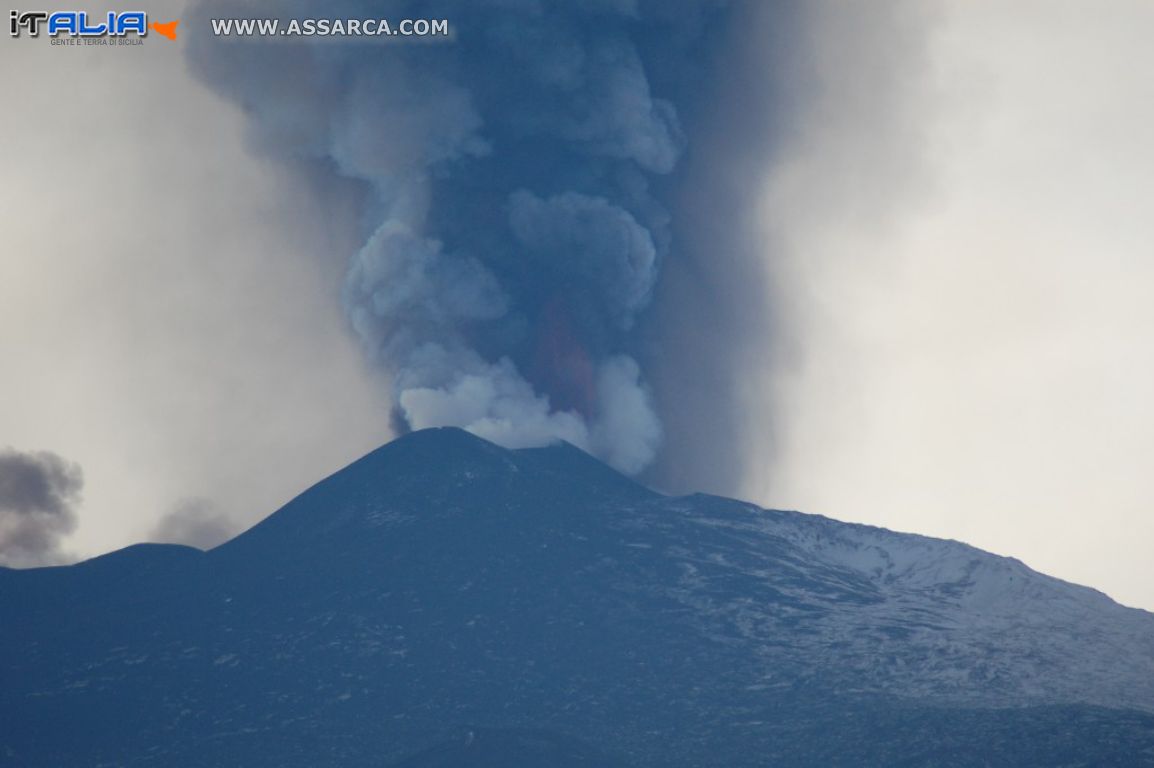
xmin=2 ymin=428 xmax=1153 ymax=766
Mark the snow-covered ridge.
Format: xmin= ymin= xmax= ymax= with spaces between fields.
xmin=646 ymin=494 xmax=1154 ymax=712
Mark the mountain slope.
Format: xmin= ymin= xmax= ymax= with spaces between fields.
xmin=2 ymin=428 xmax=1153 ymax=767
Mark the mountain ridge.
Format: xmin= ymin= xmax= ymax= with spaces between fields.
xmin=2 ymin=427 xmax=1153 ymax=766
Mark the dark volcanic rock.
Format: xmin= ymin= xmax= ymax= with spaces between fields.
xmin=2 ymin=428 xmax=1153 ymax=767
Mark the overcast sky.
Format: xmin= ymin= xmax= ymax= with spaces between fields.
xmin=2 ymin=1 xmax=1152 ymax=610
xmin=755 ymin=0 xmax=1154 ymax=611
xmin=0 ymin=0 xmax=393 ymax=559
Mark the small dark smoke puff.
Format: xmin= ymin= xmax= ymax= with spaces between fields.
xmin=187 ymin=0 xmax=755 ymax=479
xmin=0 ymin=448 xmax=83 ymax=567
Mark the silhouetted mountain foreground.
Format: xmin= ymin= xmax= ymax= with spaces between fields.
xmin=3 ymin=428 xmax=1154 ymax=767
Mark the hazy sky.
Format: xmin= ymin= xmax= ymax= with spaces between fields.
xmin=2 ymin=1 xmax=1152 ymax=610
xmin=756 ymin=0 xmax=1154 ymax=611
xmin=0 ymin=0 xmax=393 ymax=559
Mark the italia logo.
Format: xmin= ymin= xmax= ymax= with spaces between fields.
xmin=9 ymin=10 xmax=179 ymax=39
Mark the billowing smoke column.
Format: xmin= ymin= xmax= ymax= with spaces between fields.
xmin=189 ymin=0 xmax=757 ymax=478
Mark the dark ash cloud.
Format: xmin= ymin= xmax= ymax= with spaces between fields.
xmin=0 ymin=448 xmax=83 ymax=567
xmin=150 ymin=497 xmax=238 ymax=550
xmin=186 ymin=0 xmax=800 ymax=491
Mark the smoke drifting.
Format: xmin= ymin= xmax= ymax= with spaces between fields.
xmin=0 ymin=448 xmax=82 ymax=567
xmin=150 ymin=497 xmax=237 ymax=550
xmin=188 ymin=0 xmax=782 ymax=484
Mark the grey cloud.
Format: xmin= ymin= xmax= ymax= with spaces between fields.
xmin=0 ymin=448 xmax=83 ymax=567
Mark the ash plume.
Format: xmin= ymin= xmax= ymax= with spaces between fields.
xmin=187 ymin=0 xmax=787 ymax=485
xmin=0 ymin=448 xmax=82 ymax=567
